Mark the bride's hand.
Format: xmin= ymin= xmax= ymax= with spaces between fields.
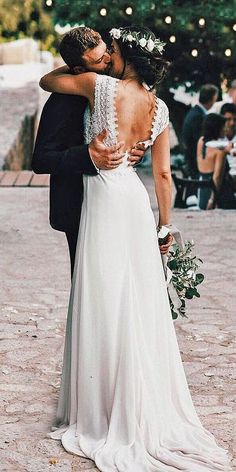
xmin=159 ymin=233 xmax=174 ymax=255
xmin=129 ymin=142 xmax=146 ymax=166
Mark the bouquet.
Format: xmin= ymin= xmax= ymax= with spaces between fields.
xmin=159 ymin=226 xmax=204 ymax=320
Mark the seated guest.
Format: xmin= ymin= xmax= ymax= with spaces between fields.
xmin=220 ymin=103 xmax=236 ymax=140
xmin=197 ymin=113 xmax=236 ymax=209
xmin=221 ymin=103 xmax=236 ymax=181
xmin=182 ymin=84 xmax=219 ymax=177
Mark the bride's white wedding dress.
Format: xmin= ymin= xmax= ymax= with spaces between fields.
xmin=48 ymin=75 xmax=230 ymax=471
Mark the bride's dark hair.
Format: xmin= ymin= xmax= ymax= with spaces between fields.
xmin=114 ymin=26 xmax=170 ymax=89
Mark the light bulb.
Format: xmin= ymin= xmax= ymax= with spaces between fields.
xmin=169 ymin=35 xmax=176 ymax=43
xmin=225 ymin=48 xmax=232 ymax=57
xmin=125 ymin=6 xmax=133 ymax=15
xmin=191 ymin=49 xmax=198 ymax=57
xmin=165 ymin=16 xmax=172 ymax=24
xmin=100 ymin=8 xmax=107 ymax=16
xmin=198 ymin=18 xmax=205 ymax=27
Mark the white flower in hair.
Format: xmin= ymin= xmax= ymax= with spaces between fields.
xmin=139 ymin=38 xmax=147 ymax=47
xmin=158 ymin=44 xmax=165 ymax=53
xmin=110 ymin=28 xmax=121 ymax=39
xmin=147 ymin=38 xmax=155 ymax=52
xmin=109 ymin=28 xmax=166 ymax=55
xmin=127 ymin=34 xmax=134 ymax=42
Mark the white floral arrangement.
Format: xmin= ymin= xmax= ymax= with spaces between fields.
xmin=109 ymin=28 xmax=166 ymax=54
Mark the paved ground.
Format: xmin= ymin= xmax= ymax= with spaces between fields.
xmin=0 ymin=171 xmax=235 ymax=471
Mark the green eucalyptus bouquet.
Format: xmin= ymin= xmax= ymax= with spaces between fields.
xmin=158 ymin=225 xmax=204 ymax=320
xmin=167 ymin=241 xmax=204 ymax=320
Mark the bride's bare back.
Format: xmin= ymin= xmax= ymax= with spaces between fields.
xmin=40 ymin=69 xmax=157 ymax=152
xmin=115 ymin=80 xmax=157 ymax=151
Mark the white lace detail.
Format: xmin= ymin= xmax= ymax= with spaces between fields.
xmin=84 ymin=75 xmax=119 ymax=146
xmin=152 ymin=97 xmax=169 ymax=142
xmin=84 ymin=75 xmax=169 ymax=172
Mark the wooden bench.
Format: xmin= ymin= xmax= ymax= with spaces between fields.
xmin=0 ymin=171 xmax=49 ymax=187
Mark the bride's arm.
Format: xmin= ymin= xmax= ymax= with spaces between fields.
xmin=151 ymin=127 xmax=172 ymax=227
xmin=39 ymin=66 xmax=96 ymax=99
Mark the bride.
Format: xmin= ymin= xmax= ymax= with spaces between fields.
xmin=40 ymin=26 xmax=230 ymax=472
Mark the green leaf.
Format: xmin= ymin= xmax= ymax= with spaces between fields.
xmin=195 ymin=273 xmax=204 ymax=285
xmin=192 ymin=287 xmax=199 ymax=295
xmin=185 ymin=288 xmax=195 ymax=299
xmin=172 ymin=309 xmax=178 ymax=320
xmin=167 ymin=260 xmax=178 ymax=270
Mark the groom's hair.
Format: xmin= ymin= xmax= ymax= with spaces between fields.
xmin=59 ymin=26 xmax=101 ymax=67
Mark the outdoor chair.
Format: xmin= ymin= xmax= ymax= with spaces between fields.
xmin=172 ymin=173 xmax=217 ymax=208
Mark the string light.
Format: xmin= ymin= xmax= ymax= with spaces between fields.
xmin=169 ymin=35 xmax=176 ymax=43
xmin=165 ymin=16 xmax=172 ymax=24
xmin=99 ymin=7 xmax=107 ymax=16
xmin=233 ymin=24 xmax=236 ymax=31
xmin=125 ymin=6 xmax=133 ymax=15
xmin=198 ymin=18 xmax=206 ymax=27
xmin=45 ymin=0 xmax=52 ymax=5
xmin=225 ymin=48 xmax=232 ymax=57
xmin=191 ymin=49 xmax=198 ymax=57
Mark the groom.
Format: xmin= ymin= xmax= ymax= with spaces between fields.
xmin=32 ymin=27 xmax=144 ymax=277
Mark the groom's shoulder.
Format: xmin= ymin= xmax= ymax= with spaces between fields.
xmin=43 ymin=92 xmax=88 ymax=113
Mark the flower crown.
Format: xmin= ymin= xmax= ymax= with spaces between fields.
xmin=109 ymin=28 xmax=166 ymax=54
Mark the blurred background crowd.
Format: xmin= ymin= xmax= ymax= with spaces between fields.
xmin=0 ymin=0 xmax=236 ymax=210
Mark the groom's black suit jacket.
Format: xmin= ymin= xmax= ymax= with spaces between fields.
xmin=31 ymin=93 xmax=98 ymax=233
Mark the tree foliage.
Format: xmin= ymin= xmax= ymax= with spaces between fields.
xmin=53 ymin=0 xmax=236 ymax=88
xmin=54 ymin=0 xmax=236 ymax=34
xmin=53 ymin=0 xmax=236 ymax=137
xmin=0 ymin=0 xmax=58 ymax=53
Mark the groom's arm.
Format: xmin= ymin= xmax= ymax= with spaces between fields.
xmin=32 ymin=94 xmax=97 ymax=176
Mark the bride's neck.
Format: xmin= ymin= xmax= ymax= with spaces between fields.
xmin=121 ymin=64 xmax=139 ymax=82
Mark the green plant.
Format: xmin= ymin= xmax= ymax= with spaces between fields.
xmin=167 ymin=241 xmax=204 ymax=319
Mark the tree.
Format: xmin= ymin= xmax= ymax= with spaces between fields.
xmin=54 ymin=0 xmax=236 ymax=135
xmin=0 ymin=0 xmax=58 ymax=53
xmin=53 ymin=0 xmax=236 ymax=87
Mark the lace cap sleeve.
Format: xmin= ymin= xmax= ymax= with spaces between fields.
xmin=152 ymin=98 xmax=169 ymax=141
xmin=84 ymin=74 xmax=119 ymax=146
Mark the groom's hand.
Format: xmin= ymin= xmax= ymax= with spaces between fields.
xmin=88 ymin=130 xmax=125 ymax=170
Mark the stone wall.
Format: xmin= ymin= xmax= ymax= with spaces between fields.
xmin=0 ymin=38 xmax=40 ymax=65
xmin=0 ymin=83 xmax=39 ymax=170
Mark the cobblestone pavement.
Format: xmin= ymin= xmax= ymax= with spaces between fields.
xmin=0 ymin=172 xmax=235 ymax=471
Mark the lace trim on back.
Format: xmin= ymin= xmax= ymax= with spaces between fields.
xmin=151 ymin=97 xmax=169 ymax=143
xmin=84 ymin=75 xmax=119 ymax=146
xmin=84 ymin=75 xmax=169 ymax=147
xmin=136 ymin=97 xmax=169 ymax=149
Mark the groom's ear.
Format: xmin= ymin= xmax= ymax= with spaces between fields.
xmin=73 ymin=65 xmax=87 ymax=75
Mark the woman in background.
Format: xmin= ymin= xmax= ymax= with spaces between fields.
xmin=197 ymin=113 xmax=236 ymax=209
